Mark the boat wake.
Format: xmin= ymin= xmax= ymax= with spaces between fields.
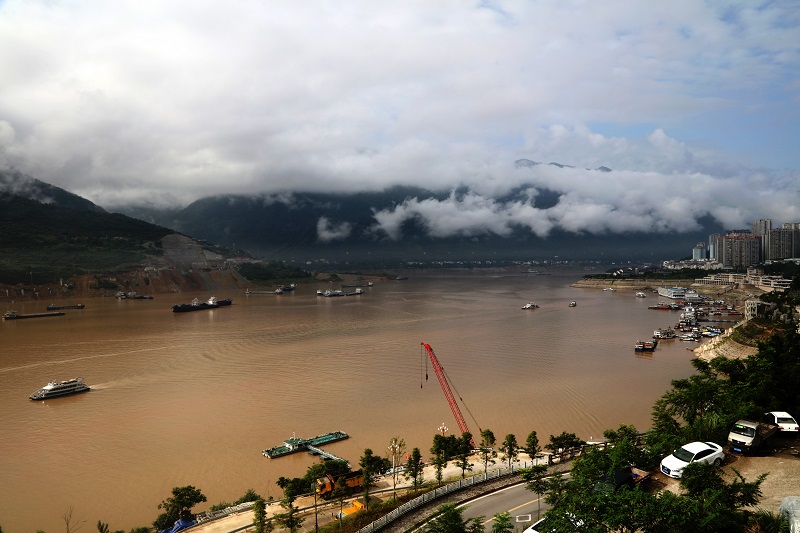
xmin=0 ymin=345 xmax=184 ymax=374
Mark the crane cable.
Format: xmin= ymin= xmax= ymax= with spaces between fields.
xmin=439 ymin=364 xmax=482 ymax=434
xmin=420 ymin=346 xmax=482 ymax=434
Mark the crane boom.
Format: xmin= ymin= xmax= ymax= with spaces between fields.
xmin=420 ymin=342 xmax=473 ymax=443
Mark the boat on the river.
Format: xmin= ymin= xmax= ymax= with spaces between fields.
xmin=172 ymin=296 xmax=230 ymax=312
xmin=648 ymin=303 xmax=672 ymax=310
xmin=29 ymin=377 xmax=90 ymax=400
xmin=521 ymin=302 xmax=539 ymax=309
xmin=653 ymin=327 xmax=676 ymax=339
xmin=635 ymin=292 xmax=647 ymax=298
xmin=635 ymin=340 xmax=657 ymax=352
xmin=3 ymin=310 xmax=65 ymax=320
xmin=569 ymin=301 xmax=577 ymax=307
xmin=317 ymin=289 xmax=345 ymax=297
xmin=46 ymin=303 xmax=85 ymax=310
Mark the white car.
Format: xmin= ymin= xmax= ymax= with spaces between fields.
xmin=660 ymin=441 xmax=724 ymax=479
xmin=765 ymin=411 xmax=799 ymax=432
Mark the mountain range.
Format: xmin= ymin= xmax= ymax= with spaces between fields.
xmin=1 ymin=167 xmax=723 ymax=273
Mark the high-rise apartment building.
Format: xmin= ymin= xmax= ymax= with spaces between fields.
xmin=708 ymin=233 xmax=722 ymax=260
xmin=752 ymin=219 xmax=772 ymax=260
xmin=721 ymin=233 xmax=761 ymax=268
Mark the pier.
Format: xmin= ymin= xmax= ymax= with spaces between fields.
xmin=262 ymin=431 xmax=349 ymax=461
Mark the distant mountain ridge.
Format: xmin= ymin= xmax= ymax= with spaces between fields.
xmin=0 ymin=169 xmax=106 ymax=213
xmin=1 ymin=166 xmax=724 ymax=268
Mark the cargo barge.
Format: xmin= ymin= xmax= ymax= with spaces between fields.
xmin=3 ymin=311 xmax=66 ymax=320
xmin=262 ymin=431 xmax=349 ymax=459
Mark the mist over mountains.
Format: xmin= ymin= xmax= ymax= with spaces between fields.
xmin=1 ymin=166 xmax=724 ymax=265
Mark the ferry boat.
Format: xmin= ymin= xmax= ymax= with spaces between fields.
xmin=521 ymin=302 xmax=539 ymax=309
xmin=29 ymin=377 xmax=90 ymax=400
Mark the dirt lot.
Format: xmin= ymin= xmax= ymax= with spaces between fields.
xmin=651 ymin=436 xmax=800 ymax=513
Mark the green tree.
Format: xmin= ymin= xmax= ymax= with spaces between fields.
xmin=431 ymin=447 xmax=448 ymax=486
xmin=332 ymin=475 xmax=349 ymax=529
xmin=490 ymin=512 xmax=515 ymax=533
xmin=404 ymin=447 xmax=425 ymax=493
xmin=359 ymin=448 xmax=384 ymax=507
xmin=522 ymin=430 xmax=541 ymax=465
xmin=545 ymin=431 xmax=585 ymax=456
xmin=273 ymin=494 xmax=304 ymax=533
xmin=499 ymin=433 xmax=519 ymax=469
xmin=454 ymin=432 xmax=474 ymax=479
xmin=252 ymin=499 xmax=272 ymax=533
xmin=153 ymin=486 xmax=207 ymax=531
xmin=387 ymin=436 xmax=406 ymax=500
xmin=478 ymin=429 xmax=497 ymax=479
xmin=423 ymin=503 xmax=484 ymax=533
xmin=521 ymin=464 xmax=549 ymax=521
xmin=235 ymin=488 xmax=262 ymax=505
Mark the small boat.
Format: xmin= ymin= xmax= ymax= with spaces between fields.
xmin=46 ymin=303 xmax=85 ymax=310
xmin=634 ymin=340 xmax=657 ymax=352
xmin=635 ymin=292 xmax=647 ymax=298
xmin=317 ymin=289 xmax=345 ymax=297
xmin=344 ymin=288 xmax=365 ymax=296
xmin=521 ymin=302 xmax=539 ymax=310
xmin=569 ymin=301 xmax=577 ymax=307
xmin=648 ymin=303 xmax=672 ymax=310
xmin=603 ymin=287 xmax=615 ymax=292
xmin=172 ymin=297 xmax=229 ymax=313
xmin=3 ymin=310 xmax=65 ymax=320
xmin=29 ymin=377 xmax=90 ymax=400
xmin=653 ymin=328 xmax=676 ymax=339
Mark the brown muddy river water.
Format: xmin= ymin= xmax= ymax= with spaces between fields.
xmin=1 ymin=271 xmax=698 ymax=531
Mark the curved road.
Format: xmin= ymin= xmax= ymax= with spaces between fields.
xmin=458 ymin=482 xmax=550 ymax=532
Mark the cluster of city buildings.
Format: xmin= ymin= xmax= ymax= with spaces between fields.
xmin=700 ymin=219 xmax=800 ymax=268
xmin=661 ymin=219 xmax=798 ymax=292
xmin=663 ymin=218 xmax=800 ymax=270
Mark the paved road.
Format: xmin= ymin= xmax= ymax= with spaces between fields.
xmin=459 ymin=482 xmax=550 ymax=532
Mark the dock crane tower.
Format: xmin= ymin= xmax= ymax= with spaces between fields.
xmin=420 ymin=342 xmax=479 ymax=446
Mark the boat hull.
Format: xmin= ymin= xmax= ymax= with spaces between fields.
xmin=29 ymin=387 xmax=90 ymax=401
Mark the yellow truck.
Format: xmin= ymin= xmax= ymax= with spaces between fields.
xmin=315 ymin=469 xmax=364 ymax=499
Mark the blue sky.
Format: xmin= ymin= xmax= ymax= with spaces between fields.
xmin=0 ymin=0 xmax=798 ymax=236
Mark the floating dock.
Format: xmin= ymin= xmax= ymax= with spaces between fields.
xmin=262 ymin=431 xmax=349 ymax=460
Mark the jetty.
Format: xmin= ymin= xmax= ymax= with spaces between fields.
xmin=262 ymin=431 xmax=349 ymax=460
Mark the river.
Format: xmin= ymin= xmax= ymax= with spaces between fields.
xmin=0 ymin=270 xmax=698 ymax=531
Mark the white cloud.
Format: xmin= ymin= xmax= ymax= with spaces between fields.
xmin=317 ymin=216 xmax=352 ymax=242
xmin=0 ymin=0 xmax=796 ymax=233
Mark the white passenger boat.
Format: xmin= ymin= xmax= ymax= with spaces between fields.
xmin=521 ymin=302 xmax=539 ymax=309
xmin=29 ymin=377 xmax=90 ymax=400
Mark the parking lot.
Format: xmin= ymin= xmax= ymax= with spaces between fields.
xmin=651 ymin=437 xmax=800 ymax=513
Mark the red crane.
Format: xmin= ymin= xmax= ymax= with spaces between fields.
xmin=420 ymin=342 xmax=479 ymax=446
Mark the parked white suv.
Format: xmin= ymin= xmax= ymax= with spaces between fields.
xmin=660 ymin=441 xmax=724 ymax=479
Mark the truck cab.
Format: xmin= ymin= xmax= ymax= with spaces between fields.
xmin=728 ymin=419 xmax=779 ymax=453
